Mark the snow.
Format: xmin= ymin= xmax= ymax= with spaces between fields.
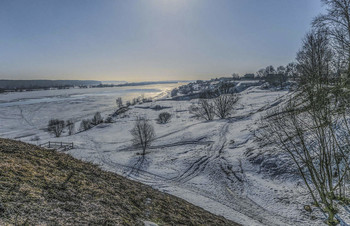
xmin=1 ymin=83 xmax=349 ymax=225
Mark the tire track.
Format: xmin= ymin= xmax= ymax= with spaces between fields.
xmin=170 ymin=155 xmax=210 ymax=183
xmin=170 ymin=122 xmax=230 ymax=183
xmin=116 ymin=136 xmax=211 ymax=152
xmin=79 ymin=89 xmax=296 ymax=225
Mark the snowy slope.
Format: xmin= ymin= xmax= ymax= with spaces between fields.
xmin=1 ymin=85 xmax=348 ymax=225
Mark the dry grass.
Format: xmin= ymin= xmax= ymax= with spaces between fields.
xmin=0 ymin=138 xmax=239 ymax=225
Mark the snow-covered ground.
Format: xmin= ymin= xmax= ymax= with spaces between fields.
xmin=1 ymin=83 xmax=349 ymax=225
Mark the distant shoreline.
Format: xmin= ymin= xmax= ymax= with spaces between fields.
xmin=113 ymin=80 xmax=191 ymax=87
xmin=0 ymin=79 xmax=191 ymax=94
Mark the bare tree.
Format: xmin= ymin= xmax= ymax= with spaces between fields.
xmin=157 ymin=112 xmax=172 ymax=124
xmin=276 ymin=65 xmax=286 ymax=74
xmin=313 ymin=0 xmax=350 ymax=78
xmin=91 ymin=112 xmax=103 ymax=126
xmin=265 ymin=74 xmax=288 ymax=88
xmin=256 ymin=68 xmax=266 ymax=78
xmin=261 ymin=92 xmax=350 ymax=224
xmin=265 ymin=65 xmax=276 ymax=75
xmin=256 ymin=3 xmax=350 ymax=224
xmin=190 ymin=99 xmax=215 ymax=121
xmin=66 ymin=120 xmax=75 ymax=135
xmin=213 ymin=94 xmax=239 ymax=119
xmin=48 ymin=119 xmax=65 ymax=137
xmin=80 ymin=119 xmax=92 ymax=131
xmin=116 ymin=97 xmax=123 ymax=108
xmin=130 ymin=117 xmax=155 ymax=155
xmin=232 ymin=73 xmax=240 ymax=80
xmin=286 ymin=62 xmax=299 ymax=81
xmin=132 ymin=98 xmax=138 ymax=105
xmin=296 ymin=30 xmax=334 ymax=88
xmin=218 ymin=82 xmax=236 ymax=94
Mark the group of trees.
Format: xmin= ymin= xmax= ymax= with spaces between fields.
xmin=116 ymin=96 xmax=153 ymax=108
xmin=48 ymin=112 xmax=104 ymax=137
xmin=129 ymin=92 xmax=238 ymax=162
xmin=256 ymin=63 xmax=298 ymax=78
xmin=47 ymin=96 xmax=168 ymax=156
xmin=190 ymin=94 xmax=239 ymax=121
xmin=261 ymin=0 xmax=350 ymax=224
xmin=79 ymin=112 xmax=104 ymax=132
xmin=262 ymin=89 xmax=350 ymax=224
xmin=48 ymin=119 xmax=76 ymax=137
xmin=255 ymin=64 xmax=298 ymax=88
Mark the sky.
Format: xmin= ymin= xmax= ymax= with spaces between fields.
xmin=0 ymin=0 xmax=323 ymax=82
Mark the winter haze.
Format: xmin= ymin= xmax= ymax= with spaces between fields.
xmin=1 ymin=0 xmax=322 ymax=81
xmin=1 ymin=1 xmax=350 ymax=226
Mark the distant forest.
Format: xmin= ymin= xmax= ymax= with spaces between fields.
xmin=0 ymin=80 xmax=101 ymax=90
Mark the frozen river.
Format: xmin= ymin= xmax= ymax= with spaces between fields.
xmin=0 ymin=84 xmax=181 ymax=107
xmin=0 ymin=83 xmax=183 ymax=139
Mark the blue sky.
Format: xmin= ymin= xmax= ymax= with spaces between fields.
xmin=0 ymin=0 xmax=323 ymax=81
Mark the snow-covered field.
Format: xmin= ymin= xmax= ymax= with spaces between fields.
xmin=1 ymin=83 xmax=349 ymax=225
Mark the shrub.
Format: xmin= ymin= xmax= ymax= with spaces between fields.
xmin=157 ymin=112 xmax=172 ymax=124
xmin=190 ymin=99 xmax=215 ymax=121
xmin=132 ymin=98 xmax=138 ymax=105
xmin=31 ymin=135 xmax=40 ymax=141
xmin=80 ymin=119 xmax=92 ymax=131
xmin=153 ymin=105 xmax=162 ymax=111
xmin=171 ymin=89 xmax=178 ymax=97
xmin=66 ymin=120 xmax=75 ymax=135
xmin=116 ymin=97 xmax=123 ymax=108
xmin=104 ymin=116 xmax=114 ymax=123
xmin=91 ymin=112 xmax=103 ymax=125
xmin=213 ymin=94 xmax=239 ymax=119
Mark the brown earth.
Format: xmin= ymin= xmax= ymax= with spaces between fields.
xmin=0 ymin=138 xmax=239 ymax=225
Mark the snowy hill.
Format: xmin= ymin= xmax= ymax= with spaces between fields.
xmin=1 ymin=82 xmax=349 ymax=225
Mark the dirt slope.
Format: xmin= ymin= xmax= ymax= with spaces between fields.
xmin=0 ymin=138 xmax=239 ymax=225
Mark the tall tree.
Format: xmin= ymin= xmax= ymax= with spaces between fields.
xmin=285 ymin=62 xmax=299 ymax=80
xmin=296 ymin=30 xmax=333 ymax=88
xmin=232 ymin=73 xmax=240 ymax=80
xmin=313 ymin=0 xmax=350 ymax=79
xmin=130 ymin=117 xmax=155 ymax=155
xmin=265 ymin=65 xmax=276 ymax=75
xmin=276 ymin=65 xmax=286 ymax=75
xmin=256 ymin=68 xmax=266 ymax=78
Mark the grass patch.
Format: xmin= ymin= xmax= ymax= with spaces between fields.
xmin=0 ymin=138 xmax=238 ymax=225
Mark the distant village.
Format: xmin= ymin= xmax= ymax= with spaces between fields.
xmin=172 ymin=64 xmax=298 ymax=100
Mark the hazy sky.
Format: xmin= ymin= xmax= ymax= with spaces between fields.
xmin=0 ymin=0 xmax=323 ymax=81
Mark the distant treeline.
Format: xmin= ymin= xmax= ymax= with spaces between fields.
xmin=0 ymin=80 xmax=101 ymax=90
xmin=114 ymin=80 xmax=188 ymax=87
